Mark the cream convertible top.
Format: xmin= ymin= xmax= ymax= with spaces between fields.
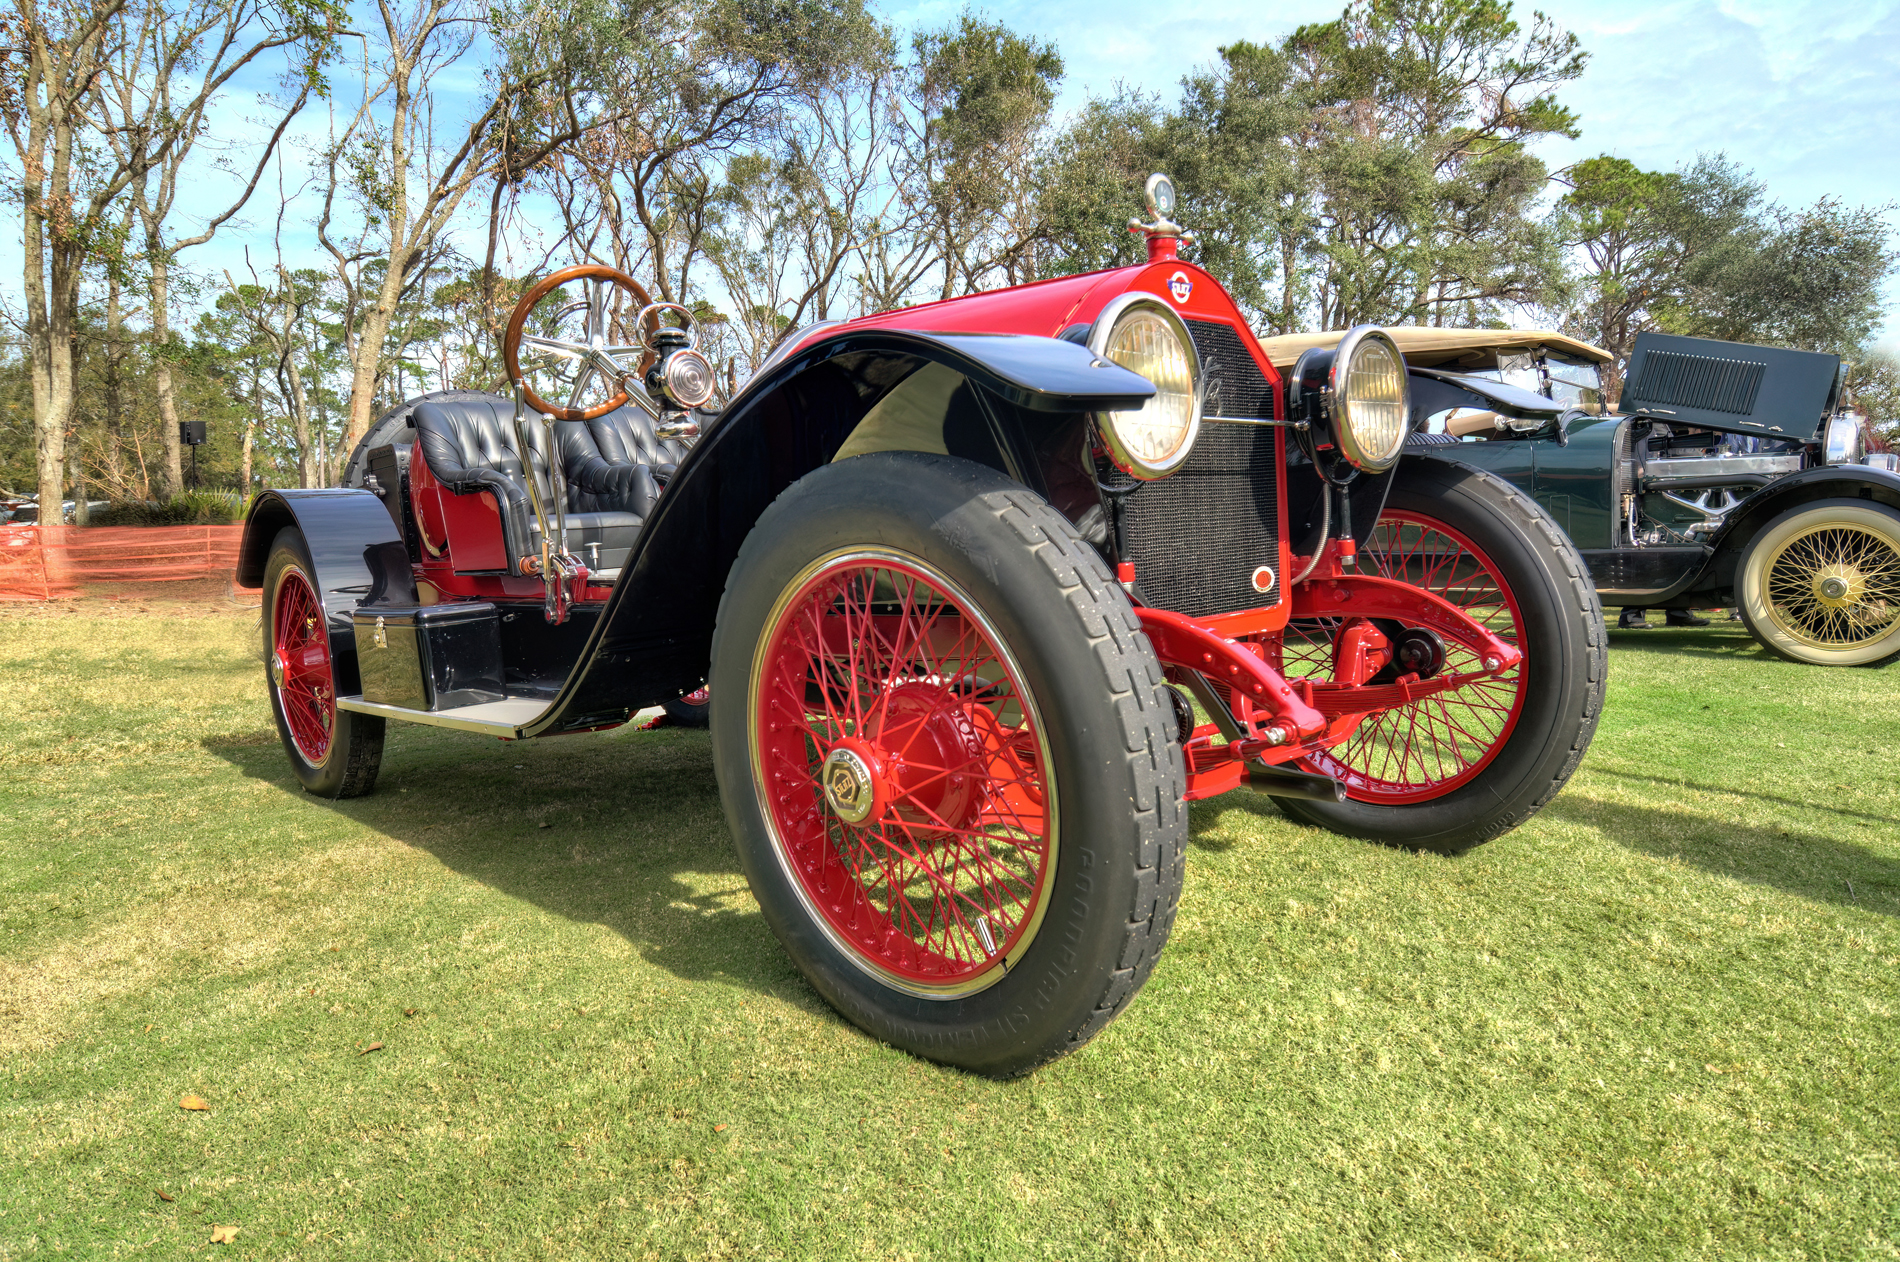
xmin=1254 ymin=327 xmax=1613 ymax=371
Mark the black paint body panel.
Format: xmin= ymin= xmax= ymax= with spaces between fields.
xmin=353 ymin=601 xmax=506 ymax=710
xmin=1623 ymin=332 xmax=1841 ymax=441
xmin=1582 ymin=464 xmax=1900 ymax=603
xmin=521 ymin=330 xmax=1154 ymax=736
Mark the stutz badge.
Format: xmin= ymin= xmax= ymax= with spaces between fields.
xmin=1168 ymin=271 xmax=1192 ymax=304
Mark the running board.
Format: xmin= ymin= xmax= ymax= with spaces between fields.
xmin=1248 ymin=762 xmax=1347 ymax=802
xmin=336 ymin=695 xmax=550 ymax=738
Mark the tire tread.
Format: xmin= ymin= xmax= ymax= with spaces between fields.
xmin=982 ymin=488 xmax=1187 ymax=1056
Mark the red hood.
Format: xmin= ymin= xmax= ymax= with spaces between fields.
xmin=788 ymin=260 xmax=1283 ymax=390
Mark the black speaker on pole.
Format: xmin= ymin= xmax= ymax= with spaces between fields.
xmin=180 ymin=421 xmax=205 ymax=489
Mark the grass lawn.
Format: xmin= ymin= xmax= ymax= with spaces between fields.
xmin=2 ymin=599 xmax=1896 ymax=1260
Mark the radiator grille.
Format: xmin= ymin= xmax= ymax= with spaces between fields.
xmin=1627 ymin=349 xmax=1766 ymax=415
xmin=1192 ymin=320 xmax=1277 ymax=418
xmin=1112 ymin=319 xmax=1282 ymax=618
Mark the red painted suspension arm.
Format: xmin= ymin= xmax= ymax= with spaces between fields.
xmin=1289 ymin=573 xmax=1523 ymax=721
xmin=1136 ymin=607 xmax=1327 ymax=743
xmin=1290 ymin=574 xmax=1522 ymax=670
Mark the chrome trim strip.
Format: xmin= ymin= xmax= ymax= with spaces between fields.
xmin=1202 ymin=414 xmax=1307 ymax=428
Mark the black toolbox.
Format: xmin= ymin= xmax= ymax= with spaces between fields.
xmin=353 ymin=601 xmax=506 ymax=711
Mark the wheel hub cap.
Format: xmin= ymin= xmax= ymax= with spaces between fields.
xmin=1812 ymin=563 xmax=1861 ymax=607
xmin=270 ymin=649 xmax=288 ymax=689
xmin=821 ymin=745 xmax=878 ymax=824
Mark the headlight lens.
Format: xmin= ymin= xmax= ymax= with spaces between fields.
xmin=1332 ymin=328 xmax=1409 ymax=471
xmin=1089 ymin=296 xmax=1202 ymax=479
xmin=660 ymin=347 xmax=717 ymax=409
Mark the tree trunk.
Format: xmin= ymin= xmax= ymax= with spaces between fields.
xmin=69 ymin=450 xmax=88 ymax=524
xmin=101 ymin=266 xmax=126 ymax=498
xmin=149 ymin=252 xmax=186 ymax=498
xmin=342 ymin=285 xmax=398 ymax=453
xmin=285 ymin=348 xmax=317 ymax=489
xmin=22 ymin=108 xmax=75 ymax=519
xmin=241 ymin=417 xmax=256 ymax=496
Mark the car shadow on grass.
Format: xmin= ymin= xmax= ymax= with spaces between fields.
xmin=204 ymin=726 xmax=837 ymax=1017
xmin=1605 ymin=625 xmax=1770 ymax=662
xmin=1545 ymin=790 xmax=1899 ymax=918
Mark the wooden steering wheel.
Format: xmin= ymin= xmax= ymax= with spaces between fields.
xmin=503 ymin=264 xmax=656 ymax=420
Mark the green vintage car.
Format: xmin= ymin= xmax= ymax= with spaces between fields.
xmin=1260 ymin=327 xmax=1900 ymax=667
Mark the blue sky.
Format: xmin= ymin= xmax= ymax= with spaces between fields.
xmin=8 ymin=0 xmax=1896 ymax=342
xmin=887 ymin=0 xmax=1900 ymax=338
xmin=886 ymin=0 xmax=1900 ymax=215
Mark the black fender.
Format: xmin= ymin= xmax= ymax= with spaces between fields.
xmin=1702 ymin=464 xmax=1900 ymax=592
xmin=524 ymin=329 xmax=1153 ymax=735
xmin=238 ymin=489 xmax=418 ymax=695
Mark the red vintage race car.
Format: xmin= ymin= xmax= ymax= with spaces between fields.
xmin=238 ymin=175 xmax=1605 ymax=1076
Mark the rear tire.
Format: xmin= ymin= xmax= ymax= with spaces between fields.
xmin=263 ymin=527 xmax=384 ymax=798
xmin=1735 ymin=499 xmax=1900 ymax=667
xmin=709 ymin=453 xmax=1186 ymax=1077
xmin=1274 ymin=458 xmax=1606 ymax=854
xmin=662 ymin=689 xmax=711 ymax=728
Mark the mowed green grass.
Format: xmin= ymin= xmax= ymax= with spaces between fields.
xmin=1 ymin=602 xmax=1896 ymax=1261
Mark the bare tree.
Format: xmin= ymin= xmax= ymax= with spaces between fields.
xmin=4 ymin=0 xmax=333 ymax=512
xmin=704 ymin=53 xmax=921 ymax=366
xmin=222 ymin=248 xmax=322 ymax=486
xmin=320 ymin=0 xmax=626 ymax=454
xmin=94 ymin=0 xmax=323 ymax=498
xmin=4 ymin=0 xmax=129 ymax=514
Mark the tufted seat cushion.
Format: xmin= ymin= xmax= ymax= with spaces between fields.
xmin=413 ymin=396 xmax=660 ymax=574
xmin=588 ymin=403 xmax=690 ymax=484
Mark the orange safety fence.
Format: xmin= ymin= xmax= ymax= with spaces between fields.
xmin=0 ymin=525 xmax=245 ymax=600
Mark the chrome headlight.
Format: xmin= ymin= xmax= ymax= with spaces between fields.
xmin=1087 ymin=294 xmax=1203 ymax=479
xmin=1823 ymin=413 xmax=1864 ymax=465
xmin=1329 ymin=327 xmax=1409 ymax=471
xmin=658 ymin=347 xmax=717 ymax=409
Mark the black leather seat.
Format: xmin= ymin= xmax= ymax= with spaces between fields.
xmin=413 ymin=396 xmax=660 ymax=575
xmin=588 ymin=403 xmax=690 ymax=485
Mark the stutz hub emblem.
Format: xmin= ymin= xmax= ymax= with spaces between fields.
xmin=1168 ymin=271 xmax=1192 ymax=304
xmin=821 ymin=746 xmax=877 ymax=825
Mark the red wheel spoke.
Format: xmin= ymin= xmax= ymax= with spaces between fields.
xmin=1292 ymin=511 xmax=1528 ymax=803
xmin=272 ymin=568 xmax=334 ymax=765
xmin=753 ymin=553 xmax=1054 ymax=991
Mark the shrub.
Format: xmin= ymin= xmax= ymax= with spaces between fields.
xmin=92 ymin=490 xmax=246 ymax=526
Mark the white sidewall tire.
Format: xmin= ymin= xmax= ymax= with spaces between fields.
xmin=1737 ymin=499 xmax=1900 ymax=667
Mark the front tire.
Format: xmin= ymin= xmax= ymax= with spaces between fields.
xmin=263 ymin=527 xmax=384 ymax=798
xmin=709 ymin=453 xmax=1187 ymax=1077
xmin=1735 ymin=499 xmax=1900 ymax=667
xmin=1274 ymin=459 xmax=1606 ymax=854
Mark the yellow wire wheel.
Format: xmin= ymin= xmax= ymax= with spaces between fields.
xmin=1737 ymin=499 xmax=1900 ymax=666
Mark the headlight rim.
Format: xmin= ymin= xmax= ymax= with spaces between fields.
xmin=1328 ymin=324 xmax=1411 ymax=473
xmin=1823 ymin=412 xmax=1864 ymax=466
xmin=1086 ymin=292 xmax=1205 ymax=481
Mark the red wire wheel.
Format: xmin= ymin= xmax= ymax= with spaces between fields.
xmin=270 ymin=565 xmax=336 ymax=766
xmin=748 ymin=549 xmax=1057 ymax=998
xmin=1282 ymin=509 xmax=1527 ymax=803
